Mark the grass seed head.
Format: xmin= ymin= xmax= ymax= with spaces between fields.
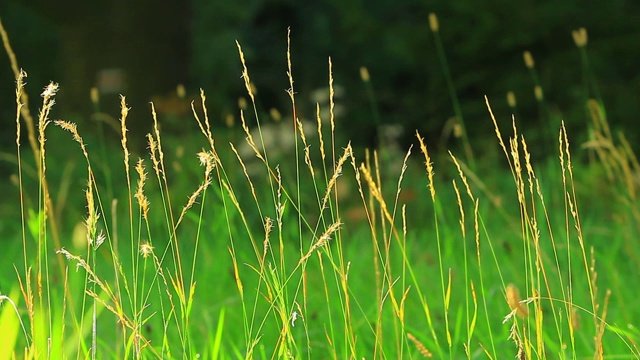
xmin=506 ymin=284 xmax=529 ymax=318
xmin=428 ymin=13 xmax=439 ymax=32
xmin=534 ymin=85 xmax=544 ymax=101
xmin=140 ymin=243 xmax=154 ymax=258
xmin=523 ymin=51 xmax=535 ymax=69
xmin=507 ymin=91 xmax=517 ymax=108
xmin=90 ymin=87 xmax=99 ymax=104
xmin=572 ymin=27 xmax=588 ymax=47
xmin=360 ymin=66 xmax=370 ymax=82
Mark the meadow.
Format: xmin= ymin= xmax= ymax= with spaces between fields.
xmin=1 ymin=17 xmax=640 ymax=359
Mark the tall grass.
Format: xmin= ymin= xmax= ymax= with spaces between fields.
xmin=1 ymin=18 xmax=639 ymax=359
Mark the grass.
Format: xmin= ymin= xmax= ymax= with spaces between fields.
xmin=1 ymin=17 xmax=640 ymax=359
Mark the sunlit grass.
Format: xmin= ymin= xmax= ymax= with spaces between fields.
xmin=1 ymin=16 xmax=640 ymax=360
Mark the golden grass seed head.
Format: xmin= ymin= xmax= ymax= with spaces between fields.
xmin=16 ymin=69 xmax=27 ymax=92
xmin=407 ymin=333 xmax=433 ymax=358
xmin=428 ymin=13 xmax=439 ymax=32
xmin=523 ymin=51 xmax=535 ymax=69
xmin=359 ymin=66 xmax=370 ymax=82
xmin=134 ymin=158 xmax=150 ymax=219
xmin=506 ymin=91 xmax=517 ymax=108
xmin=416 ymin=131 xmax=436 ymax=200
xmin=176 ymin=83 xmax=186 ymax=99
xmin=238 ymin=97 xmax=247 ymax=110
xmin=225 ymin=113 xmax=235 ymax=128
xmin=179 ymin=183 xmax=207 ymax=223
xmin=320 ymin=147 xmax=351 ymax=210
xmin=197 ymin=151 xmax=209 ymax=167
xmin=506 ymin=284 xmax=529 ymax=318
xmin=140 ymin=242 xmax=154 ymax=258
xmin=147 ymin=133 xmax=161 ymax=176
xmin=269 ymin=108 xmax=282 ymax=122
xmin=93 ymin=231 xmax=105 ymax=249
xmin=453 ymin=122 xmax=463 ymax=138
xmin=534 ymin=85 xmax=544 ymax=101
xmin=54 ymin=120 xmax=83 ymax=146
xmin=197 ymin=150 xmax=216 ymax=177
xmin=120 ymin=95 xmax=131 ymax=175
xmin=38 ymin=83 xmax=59 ymax=145
xmin=572 ymin=27 xmax=588 ymax=47
xmin=84 ymin=182 xmax=102 ymax=249
xmin=298 ymin=221 xmax=341 ymax=266
xmin=41 ymin=82 xmax=59 ymax=99
xmin=262 ymin=217 xmax=273 ymax=260
xmin=316 ymin=103 xmax=326 ymax=161
xmin=235 ymin=41 xmax=256 ymax=103
xmin=90 ymin=87 xmax=99 ymax=105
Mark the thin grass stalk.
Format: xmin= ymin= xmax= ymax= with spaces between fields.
xmin=55 ymin=119 xmax=121 ymax=358
xmin=453 ymin=179 xmax=469 ymax=355
xmin=415 ymin=132 xmax=445 ymax=357
xmin=134 ymin=159 xmax=153 ymax=357
xmin=350 ymin=149 xmax=384 ymax=358
xmin=11 ymin=65 xmax=34 ymax=355
xmin=560 ymin=124 xmax=602 ymax=350
xmin=522 ymin=50 xmax=555 ymax=149
xmin=235 ymin=41 xmax=289 ymax=354
xmin=465 ymin=201 xmax=479 ymax=358
xmin=13 ymin=68 xmax=29 ymax=298
xmin=526 ymin=146 xmax=576 ymax=354
xmin=117 ymin=95 xmax=133 ymax=358
xmin=90 ymin=87 xmax=114 ymax=202
xmin=474 ymin=217 xmax=501 ymax=358
xmin=391 ymin=153 xmax=413 ymax=358
xmin=393 ymin=153 xmax=410 ymax=355
xmin=235 ymin=40 xmax=278 ymax=222
xmin=286 ymin=28 xmax=303 ymax=264
xmin=359 ymin=66 xmax=390 ymax=166
xmin=371 ymin=149 xmax=398 ymax=353
xmin=327 ymin=58 xmax=351 ymax=314
xmin=358 ymin=159 xmax=401 ymax=351
xmin=428 ymin=13 xmax=475 ymax=171
xmin=324 ymin=56 xmax=359 ymax=358
xmin=534 ymin=175 xmax=573 ymax=353
xmin=36 ymin=82 xmax=61 ymax=357
xmin=398 ymin=205 xmax=408 ymax=359
xmin=572 ymin=28 xmax=605 ymax=122
xmin=152 ymin=103 xmax=201 ymax=354
xmin=368 ymin=146 xmax=413 ymax=358
xmin=360 ymin=66 xmax=381 ymax=129
xmin=0 ymin=19 xmax=65 ymax=280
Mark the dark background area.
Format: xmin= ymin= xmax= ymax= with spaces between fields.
xmin=1 ymin=0 xmax=639 ymax=161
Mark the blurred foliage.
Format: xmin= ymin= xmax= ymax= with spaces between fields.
xmin=0 ymin=1 xmax=59 ymax=155
xmin=1 ymin=0 xmax=190 ymax=152
xmin=191 ymin=0 xmax=640 ymax=157
xmin=2 ymin=0 xmax=640 ymax=159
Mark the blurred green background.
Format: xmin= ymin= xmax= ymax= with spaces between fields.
xmin=1 ymin=0 xmax=639 ymax=157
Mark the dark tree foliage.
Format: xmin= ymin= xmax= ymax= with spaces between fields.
xmin=190 ymin=0 xmax=640 ymax=156
xmin=1 ymin=0 xmax=639 ymax=158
